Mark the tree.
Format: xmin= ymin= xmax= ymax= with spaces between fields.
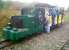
xmin=66 ymin=6 xmax=69 ymax=12
xmin=0 ymin=0 xmax=4 ymax=11
xmin=0 ymin=0 xmax=10 ymax=12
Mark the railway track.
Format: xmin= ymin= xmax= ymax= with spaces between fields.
xmin=0 ymin=40 xmax=13 ymax=49
xmin=60 ymin=40 xmax=69 ymax=50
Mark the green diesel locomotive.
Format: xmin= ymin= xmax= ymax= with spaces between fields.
xmin=3 ymin=6 xmax=64 ymax=41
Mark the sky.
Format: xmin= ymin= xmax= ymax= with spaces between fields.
xmin=3 ymin=0 xmax=69 ymax=9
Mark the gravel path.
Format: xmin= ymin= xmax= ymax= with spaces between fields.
xmin=2 ymin=22 xmax=69 ymax=50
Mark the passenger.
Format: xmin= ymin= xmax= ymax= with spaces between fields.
xmin=38 ymin=8 xmax=50 ymax=33
xmin=51 ymin=7 xmax=57 ymax=29
xmin=37 ymin=8 xmax=46 ymax=33
xmin=60 ymin=7 xmax=64 ymax=24
xmin=55 ymin=7 xmax=60 ymax=25
xmin=44 ymin=8 xmax=50 ymax=33
xmin=49 ymin=8 xmax=52 ymax=16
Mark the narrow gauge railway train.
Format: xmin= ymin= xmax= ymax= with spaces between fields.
xmin=3 ymin=6 xmax=64 ymax=41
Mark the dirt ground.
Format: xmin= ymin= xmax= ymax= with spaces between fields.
xmin=60 ymin=40 xmax=69 ymax=50
xmin=1 ymin=21 xmax=69 ymax=50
